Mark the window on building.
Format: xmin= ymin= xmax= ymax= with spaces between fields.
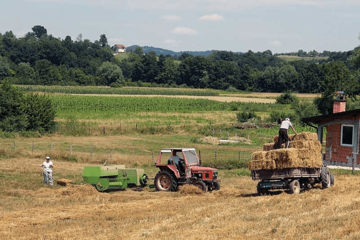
xmin=341 ymin=125 xmax=354 ymax=146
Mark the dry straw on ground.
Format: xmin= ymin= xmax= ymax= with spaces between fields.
xmin=178 ymin=184 xmax=204 ymax=195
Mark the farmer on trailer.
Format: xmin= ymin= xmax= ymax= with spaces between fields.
xmin=278 ymin=118 xmax=297 ymax=149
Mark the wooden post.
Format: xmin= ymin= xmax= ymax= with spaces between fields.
xmin=103 ymin=127 xmax=106 ymax=135
xmin=70 ymin=145 xmax=72 ymax=155
xmin=13 ymin=141 xmax=16 ymax=151
xmin=32 ymin=142 xmax=34 ymax=155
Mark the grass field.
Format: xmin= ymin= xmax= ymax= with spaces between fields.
xmin=1 ymin=86 xmax=354 ymax=239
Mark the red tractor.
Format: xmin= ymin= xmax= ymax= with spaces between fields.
xmin=154 ymin=148 xmax=220 ymax=192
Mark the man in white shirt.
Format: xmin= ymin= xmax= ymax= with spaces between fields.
xmin=39 ymin=156 xmax=54 ymax=186
xmin=278 ymin=118 xmax=297 ymax=148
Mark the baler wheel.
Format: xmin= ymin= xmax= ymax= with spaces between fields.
xmin=194 ymin=181 xmax=207 ymax=193
xmin=95 ymin=183 xmax=107 ymax=192
xmin=154 ymin=171 xmax=177 ymax=192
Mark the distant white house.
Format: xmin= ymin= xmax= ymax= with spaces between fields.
xmin=113 ymin=44 xmax=126 ymax=55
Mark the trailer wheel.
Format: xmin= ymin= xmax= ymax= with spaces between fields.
xmin=194 ymin=181 xmax=207 ymax=193
xmin=289 ymin=180 xmax=300 ymax=194
xmin=154 ymin=171 xmax=177 ymax=192
xmin=257 ymin=187 xmax=269 ymax=196
xmin=330 ymin=173 xmax=335 ymax=186
xmin=321 ymin=167 xmax=331 ymax=189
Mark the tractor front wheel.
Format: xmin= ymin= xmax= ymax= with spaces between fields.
xmin=154 ymin=171 xmax=177 ymax=192
xmin=194 ymin=181 xmax=207 ymax=193
xmin=213 ymin=181 xmax=220 ymax=191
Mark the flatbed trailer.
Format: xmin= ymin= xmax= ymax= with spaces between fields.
xmin=251 ymin=166 xmax=334 ymax=195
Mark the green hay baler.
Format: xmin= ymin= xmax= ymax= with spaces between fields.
xmin=82 ymin=165 xmax=148 ymax=192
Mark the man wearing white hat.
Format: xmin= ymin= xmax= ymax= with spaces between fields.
xmin=39 ymin=156 xmax=54 ymax=186
xmin=278 ymin=118 xmax=297 ymax=148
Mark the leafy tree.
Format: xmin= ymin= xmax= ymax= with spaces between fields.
xmin=99 ymin=34 xmax=108 ymax=47
xmin=313 ymin=96 xmax=334 ymax=115
xmin=292 ymin=101 xmax=320 ymax=125
xmin=32 ymin=25 xmax=47 ymax=39
xmin=0 ymin=56 xmax=10 ymax=80
xmin=0 ymin=80 xmax=28 ymax=131
xmin=24 ymin=93 xmax=56 ymax=132
xmin=16 ymin=62 xmax=36 ymax=84
xmin=97 ymin=61 xmax=124 ymax=85
xmin=155 ymin=58 xmax=178 ymax=84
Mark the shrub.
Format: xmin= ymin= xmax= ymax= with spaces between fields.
xmin=236 ymin=111 xmax=260 ymax=123
xmin=276 ymin=91 xmax=299 ymax=105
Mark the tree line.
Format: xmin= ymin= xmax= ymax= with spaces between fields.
xmin=0 ymin=25 xmax=360 ymax=96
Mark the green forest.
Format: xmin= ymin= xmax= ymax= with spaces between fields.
xmin=0 ymin=25 xmax=360 ymax=95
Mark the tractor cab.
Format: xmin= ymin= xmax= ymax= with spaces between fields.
xmin=154 ymin=148 xmax=220 ymax=192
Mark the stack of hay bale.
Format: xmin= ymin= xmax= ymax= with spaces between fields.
xmin=249 ymin=132 xmax=323 ymax=171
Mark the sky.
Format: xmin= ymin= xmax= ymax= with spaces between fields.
xmin=1 ymin=0 xmax=360 ymax=54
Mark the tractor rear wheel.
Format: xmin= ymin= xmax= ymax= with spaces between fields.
xmin=154 ymin=171 xmax=177 ymax=192
xmin=321 ymin=167 xmax=331 ymax=189
xmin=194 ymin=181 xmax=207 ymax=193
xmin=289 ymin=180 xmax=300 ymax=194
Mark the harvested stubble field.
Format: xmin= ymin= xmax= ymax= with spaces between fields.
xmin=1 ymin=156 xmax=360 ymax=240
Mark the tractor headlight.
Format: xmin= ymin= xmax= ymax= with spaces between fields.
xmin=198 ymin=173 xmax=202 ymax=178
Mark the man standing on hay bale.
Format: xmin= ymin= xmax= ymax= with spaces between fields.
xmin=39 ymin=156 xmax=54 ymax=186
xmin=277 ymin=118 xmax=297 ymax=149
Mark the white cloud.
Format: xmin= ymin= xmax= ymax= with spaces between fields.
xmin=161 ymin=15 xmax=182 ymax=21
xmin=269 ymin=40 xmax=282 ymax=46
xmin=199 ymin=14 xmax=223 ymax=21
xmin=172 ymin=27 xmax=198 ymax=35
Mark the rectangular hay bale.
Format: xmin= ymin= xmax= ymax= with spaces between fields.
xmin=271 ymin=148 xmax=303 ymax=169
xmin=308 ymin=140 xmax=322 ymax=152
xmin=297 ymin=148 xmax=310 ymax=159
xmin=252 ymin=151 xmax=268 ymax=160
xmin=263 ymin=143 xmax=275 ymax=151
xmin=289 ymin=140 xmax=310 ymax=149
xmin=293 ymin=132 xmax=318 ymax=141
xmin=248 ymin=159 xmax=276 ymax=171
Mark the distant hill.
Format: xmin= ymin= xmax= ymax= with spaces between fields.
xmin=126 ymin=45 xmax=218 ymax=57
